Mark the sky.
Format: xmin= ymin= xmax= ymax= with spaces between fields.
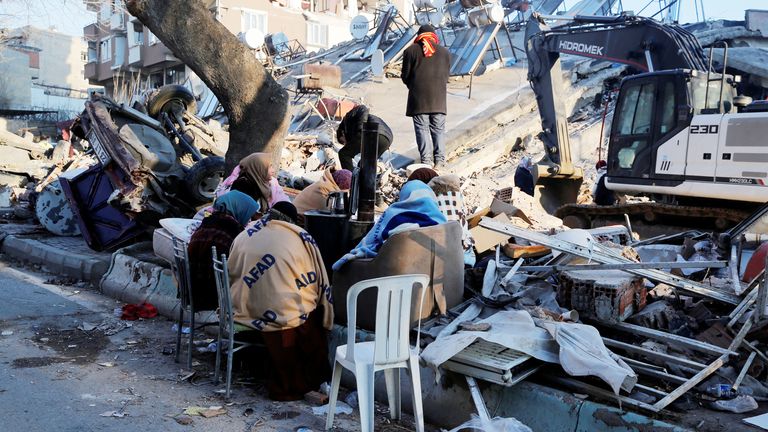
xmin=0 ymin=0 xmax=766 ymax=37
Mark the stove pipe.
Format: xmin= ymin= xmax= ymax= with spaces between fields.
xmin=357 ymin=120 xmax=379 ymax=222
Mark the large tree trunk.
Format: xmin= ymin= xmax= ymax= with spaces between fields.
xmin=125 ymin=0 xmax=289 ymax=172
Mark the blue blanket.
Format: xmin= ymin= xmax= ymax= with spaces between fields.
xmin=332 ymin=180 xmax=446 ymax=271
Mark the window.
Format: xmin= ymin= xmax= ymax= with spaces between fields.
xmin=659 ymin=81 xmax=677 ymax=136
xmin=99 ymin=38 xmax=112 ymax=62
xmin=149 ymin=71 xmax=163 ymax=89
xmin=87 ymin=41 xmax=97 ymax=62
xmin=165 ymin=65 xmax=186 ymax=85
xmin=113 ymin=36 xmax=126 ymax=67
xmin=132 ymin=22 xmax=144 ymax=46
xmin=148 ymin=30 xmax=158 ymax=45
xmin=615 ymin=83 xmax=655 ymax=137
xmin=241 ymin=10 xmax=267 ymax=33
xmin=81 ymin=51 xmax=88 ymax=62
xmin=307 ymin=22 xmax=328 ymax=47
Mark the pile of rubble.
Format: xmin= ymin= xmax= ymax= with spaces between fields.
xmin=0 ymin=127 xmax=95 ymax=222
xmin=419 ymin=202 xmax=768 ymax=422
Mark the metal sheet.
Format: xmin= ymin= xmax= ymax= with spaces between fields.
xmin=384 ymin=27 xmax=417 ymax=64
xmin=448 ymin=23 xmax=501 ymax=76
xmin=362 ymin=6 xmax=397 ymax=59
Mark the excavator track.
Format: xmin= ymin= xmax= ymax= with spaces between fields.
xmin=555 ymin=202 xmax=754 ymax=231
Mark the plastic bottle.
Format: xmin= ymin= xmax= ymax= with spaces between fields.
xmin=706 ymin=384 xmax=738 ymax=399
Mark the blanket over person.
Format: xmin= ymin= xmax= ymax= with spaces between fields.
xmin=332 ymin=180 xmax=446 ymax=271
xmin=293 ymin=168 xmax=341 ymax=215
xmin=228 ymin=217 xmax=334 ymax=332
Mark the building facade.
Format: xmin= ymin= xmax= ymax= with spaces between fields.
xmin=0 ymin=26 xmax=93 ymax=116
xmin=83 ymin=0 xmax=409 ymax=97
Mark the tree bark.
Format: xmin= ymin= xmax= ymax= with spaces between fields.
xmin=125 ymin=0 xmax=289 ymax=172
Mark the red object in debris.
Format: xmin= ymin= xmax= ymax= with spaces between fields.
xmin=121 ymin=302 xmax=159 ymax=320
xmin=743 ymin=242 xmax=768 ymax=283
xmin=315 ymin=98 xmax=357 ymax=120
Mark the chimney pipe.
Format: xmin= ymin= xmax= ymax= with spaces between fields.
xmin=357 ymin=120 xmax=379 ymax=222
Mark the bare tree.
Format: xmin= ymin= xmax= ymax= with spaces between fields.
xmin=125 ymin=0 xmax=290 ymax=171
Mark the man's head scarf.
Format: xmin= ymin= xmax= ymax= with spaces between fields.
xmin=415 ymin=24 xmax=439 ymax=58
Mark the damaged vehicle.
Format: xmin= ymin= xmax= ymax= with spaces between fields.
xmin=64 ymin=86 xmax=226 ymax=250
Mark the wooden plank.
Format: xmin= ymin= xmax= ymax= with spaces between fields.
xmin=733 ymin=351 xmax=757 ymax=391
xmin=633 ymin=383 xmax=669 ymax=398
xmin=603 ymin=338 xmax=707 ymax=370
xmin=651 ymin=354 xmax=729 ymax=411
xmin=620 ymin=358 xmax=689 ymax=385
xmin=602 ymin=321 xmax=737 ymax=357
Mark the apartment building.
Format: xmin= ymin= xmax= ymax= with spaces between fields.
xmin=0 ymin=26 xmax=93 ymax=115
xmin=83 ymin=0 xmax=409 ymax=96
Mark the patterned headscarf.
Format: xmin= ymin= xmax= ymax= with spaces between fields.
xmin=331 ymin=169 xmax=352 ymax=190
xmin=415 ymin=24 xmax=439 ymax=58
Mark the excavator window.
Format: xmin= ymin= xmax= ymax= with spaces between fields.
xmin=612 ymin=80 xmax=657 ymax=173
xmin=659 ymin=81 xmax=677 ymax=136
xmin=616 ymin=82 xmax=656 ymax=137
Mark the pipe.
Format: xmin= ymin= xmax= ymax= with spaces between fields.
xmin=357 ymin=120 xmax=379 ymax=222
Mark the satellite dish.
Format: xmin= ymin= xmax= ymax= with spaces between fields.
xmin=242 ymin=28 xmax=265 ymax=49
xmin=371 ymin=49 xmax=384 ymax=77
xmin=350 ymin=15 xmax=369 ymax=39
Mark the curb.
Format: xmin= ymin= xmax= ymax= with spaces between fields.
xmin=99 ymin=241 xmax=180 ymax=319
xmin=0 ymin=232 xmax=111 ymax=286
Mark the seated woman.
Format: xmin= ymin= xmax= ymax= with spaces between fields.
xmin=196 ymin=153 xmax=289 ymax=220
xmin=187 ymin=191 xmax=260 ymax=311
xmin=405 ymin=168 xmax=476 ymax=266
xmin=292 ymin=168 xmax=352 ymax=216
xmin=332 ymin=179 xmax=447 ymax=271
xmin=227 ymin=202 xmax=333 ymax=401
xmin=218 ymin=152 xmax=290 ymax=210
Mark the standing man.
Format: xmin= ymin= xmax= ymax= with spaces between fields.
xmin=336 ymin=104 xmax=393 ymax=171
xmin=401 ymin=24 xmax=451 ymax=168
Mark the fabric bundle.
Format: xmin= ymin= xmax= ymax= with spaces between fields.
xmin=332 ymin=180 xmax=446 ymax=271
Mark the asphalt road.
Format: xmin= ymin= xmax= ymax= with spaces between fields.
xmin=0 ymin=262 xmax=402 ymax=432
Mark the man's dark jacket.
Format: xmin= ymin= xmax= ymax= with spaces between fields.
xmin=401 ymin=42 xmax=451 ymax=117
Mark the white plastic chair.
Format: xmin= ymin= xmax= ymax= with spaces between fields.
xmin=211 ymin=246 xmax=253 ymax=399
xmin=326 ymin=274 xmax=429 ymax=432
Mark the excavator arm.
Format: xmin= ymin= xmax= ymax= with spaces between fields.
xmin=524 ymin=12 xmax=707 ymax=211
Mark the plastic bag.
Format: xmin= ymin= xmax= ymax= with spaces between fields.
xmin=443 ymin=414 xmax=532 ymax=432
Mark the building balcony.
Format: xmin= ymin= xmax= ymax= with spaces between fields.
xmin=110 ymin=13 xmax=126 ymax=31
xmin=84 ymin=62 xmax=97 ymax=80
xmin=128 ymin=45 xmax=142 ymax=65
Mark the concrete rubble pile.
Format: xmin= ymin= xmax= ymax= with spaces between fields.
xmin=414 ymin=201 xmax=768 ymax=421
xmin=0 ymin=126 xmax=96 ymax=224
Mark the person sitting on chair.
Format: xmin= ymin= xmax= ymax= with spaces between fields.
xmin=227 ymin=202 xmax=333 ymax=401
xmin=187 ymin=191 xmax=260 ymax=311
xmin=332 ymin=179 xmax=446 ymax=271
xmin=336 ymin=105 xmax=393 ymax=171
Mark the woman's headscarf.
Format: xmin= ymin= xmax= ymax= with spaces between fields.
xmin=407 ymin=167 xmax=438 ymax=184
xmin=213 ymin=190 xmax=260 ymax=227
xmin=238 ymin=153 xmax=273 ymax=207
xmin=331 ymin=169 xmax=352 ymax=190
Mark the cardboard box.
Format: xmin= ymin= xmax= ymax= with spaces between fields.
xmin=469 ymin=213 xmax=511 ymax=253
